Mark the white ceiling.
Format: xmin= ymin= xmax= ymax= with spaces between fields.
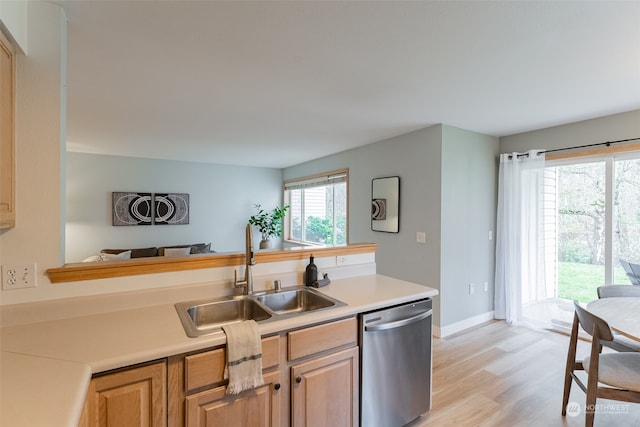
xmin=57 ymin=0 xmax=640 ymax=168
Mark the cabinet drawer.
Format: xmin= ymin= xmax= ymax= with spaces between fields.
xmin=185 ymin=335 xmax=280 ymax=393
xmin=288 ymin=317 xmax=357 ymax=361
xmin=261 ymin=335 xmax=280 ymax=370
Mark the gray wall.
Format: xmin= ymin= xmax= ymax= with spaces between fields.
xmin=66 ymin=153 xmax=282 ymax=261
xmin=285 ymin=125 xmax=443 ymax=323
xmin=500 ymin=110 xmax=640 ymax=153
xmin=440 ymin=126 xmax=499 ymax=325
xmin=284 ymin=124 xmax=499 ymax=329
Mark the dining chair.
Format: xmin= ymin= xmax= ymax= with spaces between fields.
xmin=562 ymin=301 xmax=640 ymax=427
xmin=596 ymin=286 xmax=640 ymax=352
xmin=597 ymin=285 xmax=640 ymax=298
xmin=620 ymin=260 xmax=640 ymax=286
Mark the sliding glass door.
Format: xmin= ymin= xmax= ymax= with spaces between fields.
xmin=546 ymin=153 xmax=640 ymax=303
xmin=613 ymin=157 xmax=640 ymax=284
xmin=553 ymin=160 xmax=606 ymax=302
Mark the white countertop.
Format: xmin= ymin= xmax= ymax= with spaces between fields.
xmin=0 ymin=274 xmax=437 ymax=426
xmin=0 ymin=352 xmax=91 ymax=427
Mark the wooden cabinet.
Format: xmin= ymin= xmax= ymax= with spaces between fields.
xmin=82 ymin=361 xmax=167 ymax=427
xmin=290 ymin=347 xmax=359 ymax=427
xmin=78 ymin=318 xmax=358 ymax=427
xmin=0 ymin=30 xmax=15 ymax=229
xmin=288 ymin=318 xmax=359 ymax=427
xmin=168 ymin=316 xmax=359 ymax=427
xmin=169 ymin=335 xmax=283 ymax=427
xmin=185 ymin=370 xmax=281 ymax=427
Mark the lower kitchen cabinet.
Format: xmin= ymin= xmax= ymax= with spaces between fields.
xmin=287 ymin=317 xmax=359 ymax=427
xmin=290 ymin=347 xmax=359 ymax=427
xmin=105 ymin=316 xmax=358 ymax=427
xmin=167 ymin=317 xmax=358 ymax=427
xmin=169 ymin=335 xmax=282 ymax=427
xmin=81 ymin=361 xmax=167 ymax=427
xmin=185 ymin=370 xmax=282 ymax=427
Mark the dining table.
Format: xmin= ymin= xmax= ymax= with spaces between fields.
xmin=586 ymin=296 xmax=640 ymax=342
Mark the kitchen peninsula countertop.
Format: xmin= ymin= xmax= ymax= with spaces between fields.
xmin=0 ymin=274 xmax=438 ymax=427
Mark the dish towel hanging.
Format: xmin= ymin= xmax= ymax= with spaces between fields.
xmin=222 ymin=320 xmax=264 ymax=394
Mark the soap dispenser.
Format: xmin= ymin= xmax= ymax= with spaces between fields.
xmin=305 ymin=255 xmax=318 ymax=286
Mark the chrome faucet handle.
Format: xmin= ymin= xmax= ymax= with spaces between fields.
xmin=274 ymin=280 xmax=282 ymax=292
xmin=233 ymin=269 xmax=247 ymax=294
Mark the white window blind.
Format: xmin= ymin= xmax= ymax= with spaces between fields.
xmin=284 ymin=172 xmax=347 ymax=190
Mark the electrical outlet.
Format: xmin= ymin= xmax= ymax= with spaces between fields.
xmin=416 ymin=232 xmax=426 ymax=244
xmin=2 ymin=264 xmax=37 ymax=290
xmin=336 ymin=256 xmax=348 ymax=265
xmin=469 ymin=283 xmax=475 ymax=295
xmin=484 ymin=282 xmax=488 ymax=292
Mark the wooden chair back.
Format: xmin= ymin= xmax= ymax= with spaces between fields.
xmin=563 ymin=301 xmax=640 ymax=427
xmin=572 ymin=300 xmax=614 ymax=342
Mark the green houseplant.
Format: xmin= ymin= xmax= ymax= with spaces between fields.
xmin=248 ymin=204 xmax=290 ymax=248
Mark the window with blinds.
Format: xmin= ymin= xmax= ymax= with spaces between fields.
xmin=283 ymin=169 xmax=348 ymax=246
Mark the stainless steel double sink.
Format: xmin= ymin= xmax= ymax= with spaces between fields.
xmin=175 ymin=286 xmax=346 ymax=337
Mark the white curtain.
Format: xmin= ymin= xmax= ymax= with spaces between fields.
xmin=494 ymin=150 xmax=548 ymax=325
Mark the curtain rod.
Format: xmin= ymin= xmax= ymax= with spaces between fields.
xmin=516 ymin=136 xmax=640 ymax=158
xmin=543 ymin=136 xmax=640 ymax=154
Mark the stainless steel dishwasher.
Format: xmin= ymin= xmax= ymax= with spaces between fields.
xmin=360 ymin=299 xmax=432 ymax=427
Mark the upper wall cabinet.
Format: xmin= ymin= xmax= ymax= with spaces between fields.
xmin=0 ymin=30 xmax=15 ymax=229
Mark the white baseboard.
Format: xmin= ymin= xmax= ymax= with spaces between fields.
xmin=433 ymin=310 xmax=495 ymax=338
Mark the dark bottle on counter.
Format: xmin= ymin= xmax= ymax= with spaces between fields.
xmin=305 ymin=255 xmax=318 ymax=286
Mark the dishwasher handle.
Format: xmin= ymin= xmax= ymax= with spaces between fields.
xmin=364 ymin=309 xmax=432 ymax=332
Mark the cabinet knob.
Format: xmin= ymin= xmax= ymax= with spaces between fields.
xmin=295 ymin=376 xmax=302 ymax=384
xmin=274 ymin=383 xmax=281 ymax=391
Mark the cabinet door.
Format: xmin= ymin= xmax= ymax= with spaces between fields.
xmin=291 ymin=347 xmax=359 ymax=427
xmin=87 ymin=362 xmax=167 ymax=427
xmin=0 ymin=30 xmax=15 ymax=229
xmin=185 ymin=371 xmax=281 ymax=427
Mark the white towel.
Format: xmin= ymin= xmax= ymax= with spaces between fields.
xmin=222 ymin=320 xmax=264 ymax=395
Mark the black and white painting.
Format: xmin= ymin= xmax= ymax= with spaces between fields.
xmin=371 ymin=198 xmax=387 ymax=220
xmin=112 ymin=192 xmax=153 ymax=226
xmin=154 ymin=193 xmax=190 ymax=225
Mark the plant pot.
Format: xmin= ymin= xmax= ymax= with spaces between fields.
xmin=259 ymin=239 xmax=272 ymax=249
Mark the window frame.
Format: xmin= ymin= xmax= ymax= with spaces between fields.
xmin=282 ymin=169 xmax=349 ymax=246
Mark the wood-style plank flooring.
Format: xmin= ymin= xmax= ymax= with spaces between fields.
xmin=413 ymin=320 xmax=640 ymax=427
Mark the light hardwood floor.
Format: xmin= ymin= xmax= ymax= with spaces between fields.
xmin=414 ymin=320 xmax=640 ymax=427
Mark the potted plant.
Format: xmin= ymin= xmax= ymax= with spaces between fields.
xmin=248 ymin=204 xmax=290 ymax=249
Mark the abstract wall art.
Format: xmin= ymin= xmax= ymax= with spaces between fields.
xmin=112 ymin=192 xmax=153 ymax=226
xmin=154 ymin=193 xmax=190 ymax=225
xmin=112 ymin=192 xmax=190 ymax=226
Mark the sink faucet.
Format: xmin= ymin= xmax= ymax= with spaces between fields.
xmin=234 ymin=223 xmax=255 ymax=295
